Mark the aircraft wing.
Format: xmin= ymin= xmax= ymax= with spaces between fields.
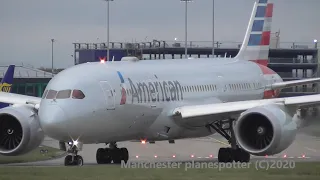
xmin=172 ymin=94 xmax=320 ymax=119
xmin=269 ymin=77 xmax=320 ymax=90
xmin=0 ymin=92 xmax=41 ymax=106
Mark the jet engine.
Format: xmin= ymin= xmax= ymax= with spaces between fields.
xmin=234 ymin=104 xmax=297 ymax=156
xmin=0 ymin=105 xmax=44 ymax=156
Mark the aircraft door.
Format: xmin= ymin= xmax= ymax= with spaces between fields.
xmin=99 ymin=81 xmax=115 ymax=110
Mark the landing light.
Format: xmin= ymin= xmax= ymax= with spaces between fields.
xmin=154 ymin=155 xmax=158 ymax=158
xmin=73 ymin=140 xmax=79 ymax=146
xmin=209 ymin=154 xmax=213 ymax=158
xmin=141 ymin=140 xmax=146 ymax=144
xmin=191 ymin=154 xmax=194 ymax=158
xmin=136 ymin=155 xmax=139 ymax=158
xmin=302 ymin=154 xmax=305 ymax=158
xmin=173 ymin=155 xmax=176 ymax=158
xmin=283 ymin=154 xmax=287 ymax=158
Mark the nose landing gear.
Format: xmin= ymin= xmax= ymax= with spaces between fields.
xmin=64 ymin=141 xmax=84 ymax=166
xmin=64 ymin=154 xmax=83 ymax=166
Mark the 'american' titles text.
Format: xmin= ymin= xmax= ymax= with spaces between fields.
xmin=128 ymin=78 xmax=183 ymax=103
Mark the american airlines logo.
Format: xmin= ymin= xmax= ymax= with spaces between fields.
xmin=127 ymin=78 xmax=184 ymax=103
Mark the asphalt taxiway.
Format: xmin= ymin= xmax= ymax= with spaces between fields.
xmin=3 ymin=132 xmax=320 ymax=167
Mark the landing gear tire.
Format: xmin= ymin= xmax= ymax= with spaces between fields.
xmin=111 ymin=148 xmax=121 ymax=164
xmin=120 ymin=147 xmax=129 ymax=163
xmin=96 ymin=147 xmax=129 ymax=164
xmin=75 ymin=155 xmax=84 ymax=166
xmin=96 ymin=148 xmax=112 ymax=164
xmin=218 ymin=148 xmax=232 ymax=163
xmin=235 ymin=149 xmax=250 ymax=163
xmin=218 ymin=147 xmax=250 ymax=163
xmin=64 ymin=155 xmax=83 ymax=166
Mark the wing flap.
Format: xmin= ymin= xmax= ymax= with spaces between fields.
xmin=172 ymin=94 xmax=320 ymax=119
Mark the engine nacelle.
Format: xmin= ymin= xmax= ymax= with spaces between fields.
xmin=0 ymin=105 xmax=44 ymax=156
xmin=234 ymin=104 xmax=297 ymax=156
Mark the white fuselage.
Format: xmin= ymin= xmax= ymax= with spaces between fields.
xmin=38 ymin=58 xmax=282 ymax=144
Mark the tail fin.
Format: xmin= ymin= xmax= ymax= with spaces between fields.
xmin=235 ymin=0 xmax=274 ymax=67
xmin=1 ymin=65 xmax=15 ymax=85
xmin=0 ymin=65 xmax=15 ymax=108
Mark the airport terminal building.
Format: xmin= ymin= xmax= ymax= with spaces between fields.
xmin=0 ymin=65 xmax=53 ymax=97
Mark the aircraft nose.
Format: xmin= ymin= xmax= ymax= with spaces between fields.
xmin=39 ymin=104 xmax=67 ymax=139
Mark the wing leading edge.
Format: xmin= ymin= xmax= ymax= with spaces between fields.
xmin=172 ymin=94 xmax=320 ymax=119
xmin=269 ymin=77 xmax=320 ymax=90
xmin=0 ymin=92 xmax=41 ymax=106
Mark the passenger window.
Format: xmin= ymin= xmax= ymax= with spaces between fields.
xmin=46 ymin=90 xmax=57 ymax=99
xmin=42 ymin=90 xmax=48 ymax=99
xmin=56 ymin=90 xmax=71 ymax=99
xmin=72 ymin=89 xmax=85 ymax=99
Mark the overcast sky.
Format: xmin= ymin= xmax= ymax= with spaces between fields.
xmin=0 ymin=0 xmax=319 ymax=68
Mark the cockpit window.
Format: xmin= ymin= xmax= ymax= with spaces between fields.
xmin=56 ymin=90 xmax=72 ymax=99
xmin=72 ymin=89 xmax=85 ymax=99
xmin=42 ymin=90 xmax=48 ymax=99
xmin=46 ymin=90 xmax=57 ymax=99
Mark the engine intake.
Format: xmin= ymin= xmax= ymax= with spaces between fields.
xmin=0 ymin=114 xmax=23 ymax=151
xmin=234 ymin=104 xmax=297 ymax=156
xmin=0 ymin=105 xmax=44 ymax=156
xmin=237 ymin=113 xmax=274 ymax=150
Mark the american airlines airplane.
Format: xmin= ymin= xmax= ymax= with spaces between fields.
xmin=0 ymin=0 xmax=320 ymax=166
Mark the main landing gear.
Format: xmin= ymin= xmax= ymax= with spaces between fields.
xmin=64 ymin=142 xmax=84 ymax=166
xmin=96 ymin=142 xmax=129 ymax=164
xmin=206 ymin=119 xmax=250 ymax=163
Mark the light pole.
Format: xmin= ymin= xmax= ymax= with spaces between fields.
xmin=212 ymin=0 xmax=215 ymax=58
xmin=180 ymin=0 xmax=193 ymax=59
xmin=103 ymin=0 xmax=113 ymax=61
xmin=51 ymin=39 xmax=54 ymax=76
xmin=314 ymin=39 xmax=318 ymax=48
